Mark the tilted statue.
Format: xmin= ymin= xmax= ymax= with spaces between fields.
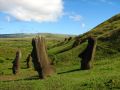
xmin=31 ymin=37 xmax=55 ymax=79
xmin=79 ymin=37 xmax=97 ymax=70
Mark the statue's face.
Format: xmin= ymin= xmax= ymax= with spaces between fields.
xmin=88 ymin=37 xmax=95 ymax=44
xmin=16 ymin=51 xmax=19 ymax=57
xmin=32 ymin=39 xmax=35 ymax=46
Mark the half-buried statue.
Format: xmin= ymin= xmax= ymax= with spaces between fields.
xmin=79 ymin=37 xmax=97 ymax=70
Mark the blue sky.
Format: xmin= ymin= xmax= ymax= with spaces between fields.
xmin=0 ymin=0 xmax=120 ymax=35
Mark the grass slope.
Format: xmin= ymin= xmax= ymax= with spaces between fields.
xmin=0 ymin=13 xmax=120 ymax=90
xmin=0 ymin=54 xmax=120 ymax=90
xmin=48 ymin=14 xmax=120 ymax=63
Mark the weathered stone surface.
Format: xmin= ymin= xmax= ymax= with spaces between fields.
xmin=79 ymin=37 xmax=97 ymax=70
xmin=12 ymin=50 xmax=21 ymax=74
xmin=31 ymin=37 xmax=54 ymax=79
xmin=68 ymin=37 xmax=72 ymax=41
xmin=26 ymin=54 xmax=31 ymax=68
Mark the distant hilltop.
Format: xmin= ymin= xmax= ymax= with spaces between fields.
xmin=0 ymin=33 xmax=76 ymax=38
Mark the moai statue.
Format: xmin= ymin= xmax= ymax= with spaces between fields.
xmin=31 ymin=37 xmax=55 ymax=79
xmin=72 ymin=37 xmax=81 ymax=47
xmin=72 ymin=37 xmax=86 ymax=48
xmin=31 ymin=38 xmax=43 ymax=78
xmin=12 ymin=49 xmax=21 ymax=74
xmin=79 ymin=37 xmax=97 ymax=70
xmin=26 ymin=54 xmax=31 ymax=68
xmin=64 ymin=38 xmax=67 ymax=41
xmin=68 ymin=37 xmax=72 ymax=41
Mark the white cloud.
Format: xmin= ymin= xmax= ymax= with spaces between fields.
xmin=68 ymin=13 xmax=85 ymax=28
xmin=69 ymin=15 xmax=82 ymax=22
xmin=81 ymin=23 xmax=85 ymax=28
xmin=0 ymin=0 xmax=63 ymax=22
xmin=5 ymin=16 xmax=11 ymax=22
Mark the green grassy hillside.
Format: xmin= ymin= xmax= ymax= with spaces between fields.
xmin=0 ymin=13 xmax=120 ymax=90
xmin=82 ymin=14 xmax=120 ymax=38
xmin=50 ymin=13 xmax=120 ymax=63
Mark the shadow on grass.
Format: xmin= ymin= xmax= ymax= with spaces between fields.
xmin=21 ymin=67 xmax=28 ymax=69
xmin=23 ymin=75 xmax=40 ymax=80
xmin=8 ymin=67 xmax=29 ymax=70
xmin=58 ymin=68 xmax=80 ymax=74
xmin=1 ymin=75 xmax=40 ymax=82
xmin=8 ymin=68 xmax=12 ymax=70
